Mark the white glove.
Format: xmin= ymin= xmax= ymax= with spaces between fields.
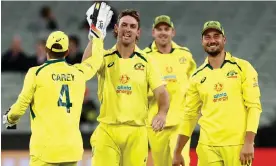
xmin=3 ymin=113 xmax=15 ymax=128
xmin=86 ymin=2 xmax=113 ymax=40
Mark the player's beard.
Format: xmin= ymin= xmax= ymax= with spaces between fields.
xmin=204 ymin=43 xmax=222 ymax=57
xmin=206 ymin=49 xmax=221 ymax=57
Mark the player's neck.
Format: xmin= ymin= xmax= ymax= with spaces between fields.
xmin=208 ymin=51 xmax=226 ymax=69
xmin=117 ymin=42 xmax=136 ymax=59
xmin=156 ymin=43 xmax=172 ymax=54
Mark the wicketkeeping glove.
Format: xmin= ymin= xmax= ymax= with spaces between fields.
xmin=86 ymin=2 xmax=113 ymax=40
xmin=3 ymin=109 xmax=16 ymax=129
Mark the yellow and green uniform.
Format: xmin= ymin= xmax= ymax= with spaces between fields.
xmin=144 ymin=41 xmax=197 ymax=166
xmin=7 ymin=38 xmax=104 ymax=164
xmin=180 ymin=52 xmax=262 ymax=165
xmin=90 ymin=45 xmax=165 ymax=166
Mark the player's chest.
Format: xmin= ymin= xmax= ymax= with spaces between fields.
xmin=105 ymin=59 xmax=147 ymax=85
xmin=196 ymin=67 xmax=242 ymax=100
xmin=154 ymin=54 xmax=188 ymax=74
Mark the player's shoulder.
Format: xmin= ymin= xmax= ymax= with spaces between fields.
xmin=135 ymin=47 xmax=149 ymax=63
xmin=226 ymin=52 xmax=255 ymax=72
xmin=25 ymin=66 xmax=41 ymax=76
xmin=103 ymin=47 xmax=117 ymax=58
xmin=172 ymin=42 xmax=191 ymax=53
xmin=143 ymin=43 xmax=153 ymax=54
xmin=191 ymin=62 xmax=209 ymax=78
xmin=33 ymin=63 xmax=50 ymax=76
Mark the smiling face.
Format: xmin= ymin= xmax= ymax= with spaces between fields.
xmin=202 ymin=29 xmax=226 ymax=57
xmin=115 ymin=15 xmax=140 ymax=46
xmin=152 ymin=23 xmax=175 ymax=47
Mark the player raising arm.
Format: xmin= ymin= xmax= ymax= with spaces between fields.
xmin=83 ymin=2 xmax=170 ymax=166
xmin=143 ymin=15 xmax=196 ymax=166
xmin=2 ymin=5 xmax=113 ymax=166
xmin=172 ymin=21 xmax=262 ymax=166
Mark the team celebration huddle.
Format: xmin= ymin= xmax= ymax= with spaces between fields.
xmin=3 ymin=2 xmax=262 ymax=166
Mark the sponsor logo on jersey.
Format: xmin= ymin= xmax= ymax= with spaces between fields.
xmin=213 ymin=82 xmax=228 ymax=102
xmin=226 ymin=70 xmax=238 ymax=78
xmin=200 ymin=77 xmax=206 ymax=84
xmin=213 ymin=92 xmax=228 ymax=102
xmin=117 ymin=74 xmax=132 ymax=95
xmin=107 ymin=62 xmax=115 ymax=68
xmin=166 ymin=66 xmax=173 ymax=73
xmin=214 ymin=82 xmax=223 ymax=92
xmin=253 ymin=77 xmax=259 ymax=87
xmin=134 ymin=63 xmax=145 ymax=71
xmin=163 ymin=75 xmax=177 ymax=83
xmin=179 ymin=57 xmax=186 ymax=64
xmin=119 ymin=74 xmax=130 ymax=84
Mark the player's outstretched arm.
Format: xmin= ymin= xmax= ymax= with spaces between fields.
xmin=3 ymin=68 xmax=36 ymax=128
xmin=82 ymin=2 xmax=113 ymax=62
xmin=76 ymin=2 xmax=113 ymax=81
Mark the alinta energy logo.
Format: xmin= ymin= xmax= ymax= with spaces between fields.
xmin=213 ymin=82 xmax=228 ymax=102
xmin=116 ymin=74 xmax=132 ymax=95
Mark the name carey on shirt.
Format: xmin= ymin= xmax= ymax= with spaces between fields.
xmin=52 ymin=73 xmax=75 ymax=81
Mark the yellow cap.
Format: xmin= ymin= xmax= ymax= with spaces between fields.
xmin=153 ymin=15 xmax=174 ymax=28
xmin=46 ymin=31 xmax=69 ymax=52
xmin=202 ymin=21 xmax=225 ymax=35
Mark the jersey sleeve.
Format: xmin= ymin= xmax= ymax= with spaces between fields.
xmin=179 ymin=78 xmax=202 ymax=137
xmin=147 ymin=56 xmax=165 ymax=91
xmin=74 ymin=38 xmax=104 ymax=81
xmin=8 ymin=68 xmax=36 ymax=124
xmin=242 ymin=61 xmax=262 ymax=133
xmin=187 ymin=53 xmax=197 ymax=78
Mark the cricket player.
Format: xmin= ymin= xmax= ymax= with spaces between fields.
xmin=143 ymin=15 xmax=197 ymax=166
xmin=172 ymin=21 xmax=262 ymax=166
xmin=83 ymin=3 xmax=170 ymax=166
xmin=1 ymin=30 xmax=108 ymax=165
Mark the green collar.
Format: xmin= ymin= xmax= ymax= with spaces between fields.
xmin=45 ymin=59 xmax=65 ymax=64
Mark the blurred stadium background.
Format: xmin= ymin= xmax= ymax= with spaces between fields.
xmin=1 ymin=1 xmax=276 ymax=166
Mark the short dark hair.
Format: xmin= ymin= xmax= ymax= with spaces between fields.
xmin=45 ymin=43 xmax=68 ymax=59
xmin=113 ymin=9 xmax=140 ymax=39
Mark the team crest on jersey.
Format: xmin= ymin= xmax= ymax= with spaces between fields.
xmin=117 ymin=74 xmax=132 ymax=95
xmin=214 ymin=82 xmax=223 ymax=92
xmin=226 ymin=70 xmax=238 ymax=78
xmin=179 ymin=57 xmax=186 ymax=64
xmin=166 ymin=66 xmax=173 ymax=73
xmin=134 ymin=63 xmax=145 ymax=71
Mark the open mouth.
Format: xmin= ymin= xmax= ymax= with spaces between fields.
xmin=123 ymin=33 xmax=131 ymax=40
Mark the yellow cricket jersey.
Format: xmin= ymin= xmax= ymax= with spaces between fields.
xmin=96 ymin=45 xmax=164 ymax=126
xmin=7 ymin=38 xmax=104 ymax=162
xmin=179 ymin=52 xmax=262 ymax=146
xmin=144 ymin=41 xmax=197 ymax=127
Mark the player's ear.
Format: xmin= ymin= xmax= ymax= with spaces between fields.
xmin=137 ymin=28 xmax=141 ymax=39
xmin=152 ymin=28 xmax=155 ymax=37
xmin=65 ymin=50 xmax=69 ymax=57
xmin=172 ymin=28 xmax=176 ymax=37
xmin=223 ymin=35 xmax=227 ymax=45
xmin=114 ymin=24 xmax=118 ymax=33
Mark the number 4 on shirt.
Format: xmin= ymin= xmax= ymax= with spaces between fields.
xmin=58 ymin=84 xmax=72 ymax=113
